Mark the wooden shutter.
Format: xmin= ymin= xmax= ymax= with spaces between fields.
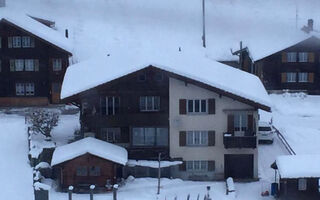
xmin=8 ymin=37 xmax=12 ymax=48
xmin=248 ymin=114 xmax=254 ymax=132
xmin=208 ymin=161 xmax=215 ymax=171
xmin=179 ymin=161 xmax=186 ymax=171
xmin=308 ymin=73 xmax=314 ymax=83
xmin=179 ymin=99 xmax=186 ymax=115
xmin=208 ymin=131 xmax=215 ymax=146
xmin=227 ymin=114 xmax=234 ymax=133
xmin=179 ymin=131 xmax=186 ymax=146
xmin=34 ymin=60 xmax=39 ymax=71
xmin=281 ymin=73 xmax=287 ymax=83
xmin=308 ymin=53 xmax=315 ymax=63
xmin=208 ymin=98 xmax=216 ymax=114
xmin=30 ymin=37 xmax=35 ymax=48
xmin=9 ymin=60 xmax=15 ymax=71
xmin=281 ymin=52 xmax=287 ymax=63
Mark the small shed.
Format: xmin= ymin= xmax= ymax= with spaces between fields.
xmin=51 ymin=137 xmax=128 ymax=191
xmin=275 ymin=155 xmax=320 ymax=200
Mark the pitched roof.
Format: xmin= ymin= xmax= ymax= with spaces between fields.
xmin=51 ymin=137 xmax=128 ymax=166
xmin=276 ymin=155 xmax=320 ymax=179
xmin=0 ymin=11 xmax=72 ymax=54
xmin=61 ymin=49 xmax=271 ymax=111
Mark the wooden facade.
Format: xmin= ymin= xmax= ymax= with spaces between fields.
xmin=279 ymin=178 xmax=320 ymax=200
xmin=54 ymin=153 xmax=122 ymax=191
xmin=255 ymin=36 xmax=320 ymax=94
xmin=0 ymin=19 xmax=72 ymax=106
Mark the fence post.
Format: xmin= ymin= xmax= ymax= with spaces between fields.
xmin=68 ymin=186 xmax=73 ymax=200
xmin=90 ymin=185 xmax=95 ymax=200
xmin=113 ymin=184 xmax=118 ymax=200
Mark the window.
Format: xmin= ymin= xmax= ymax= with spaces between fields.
xmin=22 ymin=36 xmax=35 ymax=48
xmin=286 ymin=72 xmax=296 ymax=83
xmin=15 ymin=59 xmax=24 ymax=71
xmin=132 ymin=127 xmax=168 ymax=146
xmin=287 ymin=52 xmax=297 ymax=62
xmin=100 ymin=96 xmax=120 ymax=115
xmin=186 ymin=161 xmax=208 ymax=171
xmin=138 ymin=72 xmax=146 ymax=81
xmin=187 ymin=99 xmax=207 ymax=114
xmin=15 ymin=83 xmax=25 ymax=96
xmin=140 ymin=96 xmax=160 ymax=111
xmin=101 ymin=128 xmax=121 ymax=143
xmin=12 ymin=36 xmax=21 ymax=48
xmin=25 ymin=83 xmax=35 ymax=96
xmin=298 ymin=72 xmax=308 ymax=83
xmin=76 ymin=166 xmax=88 ymax=176
xmin=53 ymin=58 xmax=62 ymax=71
xmin=187 ymin=131 xmax=208 ymax=146
xmin=25 ymin=59 xmax=34 ymax=71
xmin=234 ymin=113 xmax=248 ymax=133
xmin=298 ymin=179 xmax=307 ymax=191
xmin=89 ymin=166 xmax=101 ymax=176
xmin=299 ymin=52 xmax=308 ymax=62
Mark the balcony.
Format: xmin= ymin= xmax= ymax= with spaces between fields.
xmin=223 ymin=132 xmax=257 ymax=149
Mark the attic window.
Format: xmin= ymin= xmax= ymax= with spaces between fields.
xmin=287 ymin=52 xmax=297 ymax=62
xmin=22 ymin=36 xmax=35 ymax=48
xmin=298 ymin=52 xmax=308 ymax=63
xmin=138 ymin=72 xmax=146 ymax=81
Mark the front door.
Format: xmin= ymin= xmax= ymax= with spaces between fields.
xmin=224 ymin=154 xmax=254 ymax=179
xmin=51 ymin=83 xmax=61 ymax=104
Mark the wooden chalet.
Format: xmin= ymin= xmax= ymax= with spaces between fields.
xmin=0 ymin=14 xmax=72 ymax=107
xmin=51 ymin=137 xmax=127 ymax=191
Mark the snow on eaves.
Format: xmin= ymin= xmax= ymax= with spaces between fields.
xmin=0 ymin=10 xmax=72 ymax=54
xmin=276 ymin=155 xmax=320 ymax=179
xmin=61 ymin=49 xmax=271 ymax=110
xmin=51 ymin=137 xmax=128 ymax=166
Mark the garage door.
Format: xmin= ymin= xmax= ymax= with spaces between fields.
xmin=224 ymin=154 xmax=254 ymax=179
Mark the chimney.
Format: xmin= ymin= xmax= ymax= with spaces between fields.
xmin=308 ymin=19 xmax=314 ymax=31
xmin=65 ymin=29 xmax=69 ymax=38
xmin=0 ymin=0 xmax=5 ymax=7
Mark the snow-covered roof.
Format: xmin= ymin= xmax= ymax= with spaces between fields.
xmin=61 ymin=49 xmax=271 ymax=111
xmin=276 ymin=155 xmax=320 ymax=179
xmin=51 ymin=137 xmax=128 ymax=166
xmin=0 ymin=11 xmax=72 ymax=54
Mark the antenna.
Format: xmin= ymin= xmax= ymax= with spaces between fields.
xmin=202 ymin=0 xmax=206 ymax=48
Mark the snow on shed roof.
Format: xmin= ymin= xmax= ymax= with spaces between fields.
xmin=61 ymin=49 xmax=271 ymax=111
xmin=51 ymin=137 xmax=128 ymax=166
xmin=276 ymin=155 xmax=320 ymax=179
xmin=0 ymin=11 xmax=72 ymax=54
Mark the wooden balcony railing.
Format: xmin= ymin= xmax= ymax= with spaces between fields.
xmin=223 ymin=132 xmax=257 ymax=149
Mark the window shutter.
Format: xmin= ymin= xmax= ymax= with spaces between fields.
xmin=248 ymin=114 xmax=254 ymax=133
xmin=281 ymin=73 xmax=287 ymax=83
xmin=308 ymin=73 xmax=314 ymax=83
xmin=208 ymin=98 xmax=216 ymax=114
xmin=308 ymin=53 xmax=315 ymax=63
xmin=208 ymin=161 xmax=215 ymax=171
xmin=179 ymin=131 xmax=186 ymax=146
xmin=34 ymin=60 xmax=39 ymax=71
xmin=179 ymin=161 xmax=186 ymax=171
xmin=10 ymin=60 xmax=15 ymax=71
xmin=281 ymin=52 xmax=287 ymax=63
xmin=179 ymin=99 xmax=186 ymax=115
xmin=227 ymin=114 xmax=234 ymax=133
xmin=208 ymin=131 xmax=215 ymax=146
xmin=8 ymin=37 xmax=12 ymax=48
xmin=30 ymin=37 xmax=35 ymax=48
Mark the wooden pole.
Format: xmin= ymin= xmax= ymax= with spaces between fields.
xmin=157 ymin=153 xmax=161 ymax=195
xmin=202 ymin=0 xmax=206 ymax=48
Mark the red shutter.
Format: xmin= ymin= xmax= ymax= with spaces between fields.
xmin=282 ymin=52 xmax=287 ymax=63
xmin=308 ymin=73 xmax=314 ymax=83
xmin=208 ymin=131 xmax=215 ymax=146
xmin=179 ymin=131 xmax=186 ymax=146
xmin=208 ymin=98 xmax=216 ymax=114
xmin=208 ymin=161 xmax=215 ymax=171
xmin=281 ymin=73 xmax=287 ymax=83
xmin=227 ymin=114 xmax=234 ymax=133
xmin=179 ymin=99 xmax=186 ymax=115
xmin=179 ymin=161 xmax=186 ymax=171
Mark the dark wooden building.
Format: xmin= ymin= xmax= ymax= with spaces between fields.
xmin=0 ymin=15 xmax=72 ymax=106
xmin=51 ymin=137 xmax=127 ymax=191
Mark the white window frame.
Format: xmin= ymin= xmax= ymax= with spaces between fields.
xmin=12 ymin=36 xmax=21 ymax=48
xmin=186 ymin=131 xmax=208 ymax=146
xmin=286 ymin=72 xmax=296 ymax=83
xmin=101 ymin=128 xmax=120 ymax=143
xmin=25 ymin=83 xmax=35 ymax=96
xmin=15 ymin=83 xmax=25 ymax=96
xmin=186 ymin=161 xmax=208 ymax=172
xmin=187 ymin=99 xmax=207 ymax=114
xmin=22 ymin=36 xmax=31 ymax=48
xmin=25 ymin=59 xmax=35 ymax=71
xmin=106 ymin=96 xmax=120 ymax=115
xmin=298 ymin=72 xmax=308 ymax=83
xmin=298 ymin=179 xmax=307 ymax=191
xmin=53 ymin=58 xmax=62 ymax=71
xmin=298 ymin=52 xmax=308 ymax=63
xmin=15 ymin=59 xmax=24 ymax=71
xmin=287 ymin=52 xmax=297 ymax=62
xmin=140 ymin=96 xmax=160 ymax=111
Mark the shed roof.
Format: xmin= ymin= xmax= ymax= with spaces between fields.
xmin=51 ymin=137 xmax=128 ymax=166
xmin=276 ymin=155 xmax=320 ymax=179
